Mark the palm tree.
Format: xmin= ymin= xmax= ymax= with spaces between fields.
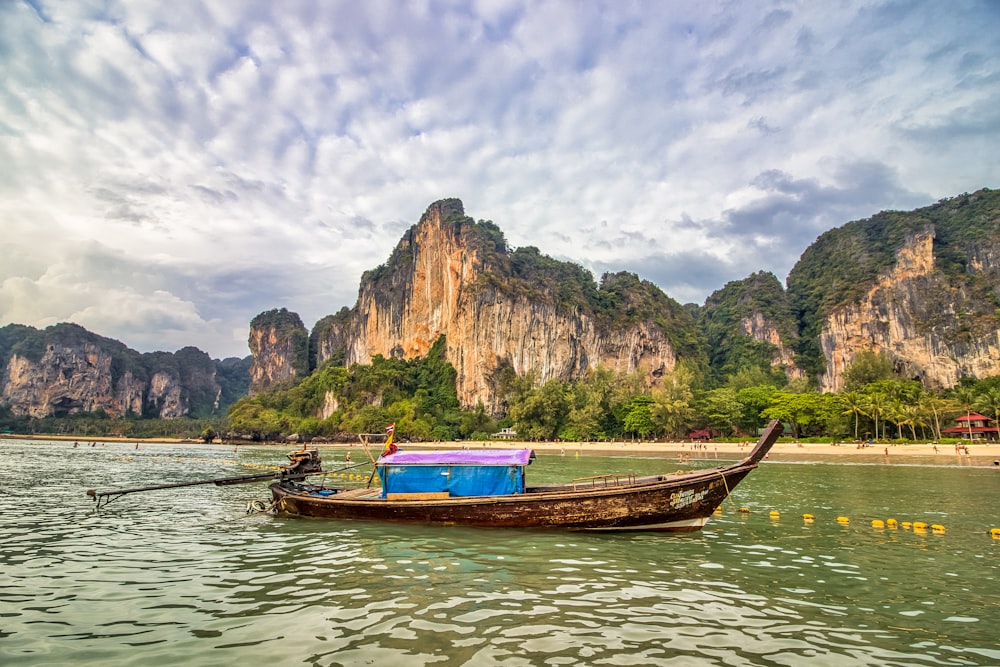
xmin=899 ymin=403 xmax=925 ymax=441
xmin=840 ymin=391 xmax=866 ymax=441
xmin=919 ymin=393 xmax=950 ymax=441
xmin=862 ymin=391 xmax=888 ymax=441
xmin=951 ymin=386 xmax=979 ymax=441
xmin=883 ymin=398 xmax=904 ymax=440
xmin=974 ymin=387 xmax=1000 ymax=442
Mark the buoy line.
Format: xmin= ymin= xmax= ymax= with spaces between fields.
xmin=713 ymin=507 xmax=1000 ymax=539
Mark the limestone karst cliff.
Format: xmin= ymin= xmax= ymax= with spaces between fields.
xmin=5 ymin=188 xmax=998 ymax=424
xmin=309 ymin=199 xmax=706 ymax=413
xmin=248 ymin=308 xmax=309 ymax=395
xmin=250 ymin=191 xmax=998 ymax=416
xmin=0 ymin=323 xmax=239 ymax=419
xmin=816 ymin=226 xmax=1000 ymax=391
xmin=787 ymin=189 xmax=1000 ymax=392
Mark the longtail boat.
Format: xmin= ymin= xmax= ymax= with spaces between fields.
xmin=269 ymin=419 xmax=783 ymax=532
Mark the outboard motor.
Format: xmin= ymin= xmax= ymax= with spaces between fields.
xmin=283 ymin=448 xmax=323 ymax=478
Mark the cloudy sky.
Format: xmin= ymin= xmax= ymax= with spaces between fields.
xmin=2 ymin=1 xmax=998 ymax=359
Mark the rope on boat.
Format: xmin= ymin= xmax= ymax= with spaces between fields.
xmin=245 ymin=499 xmax=277 ymax=515
xmin=714 ymin=469 xmax=732 ymax=510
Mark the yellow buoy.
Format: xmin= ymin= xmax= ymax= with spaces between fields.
xmin=990 ymin=528 xmax=1000 ymax=539
xmin=836 ymin=516 xmax=850 ymax=524
xmin=931 ymin=524 xmax=946 ymax=533
xmin=713 ymin=506 xmax=723 ymax=514
xmin=871 ymin=520 xmax=885 ymax=528
xmin=886 ymin=518 xmax=898 ymax=528
xmin=802 ymin=513 xmax=814 ymax=521
xmin=769 ymin=511 xmax=780 ymax=518
xmin=913 ymin=521 xmax=928 ymax=530
xmin=739 ymin=507 xmax=751 ymax=513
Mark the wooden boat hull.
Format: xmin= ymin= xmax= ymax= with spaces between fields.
xmin=271 ymin=460 xmax=759 ymax=531
xmin=271 ymin=421 xmax=782 ymax=532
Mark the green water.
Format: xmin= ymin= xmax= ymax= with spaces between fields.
xmin=2 ymin=439 xmax=998 ymax=666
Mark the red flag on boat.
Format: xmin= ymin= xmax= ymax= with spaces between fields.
xmin=381 ymin=423 xmax=397 ymax=456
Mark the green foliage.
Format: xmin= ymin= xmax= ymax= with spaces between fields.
xmin=699 ymin=271 xmax=798 ymax=385
xmin=0 ymin=410 xmax=228 ymax=440
xmin=649 ymin=367 xmax=696 ymax=438
xmin=842 ymin=350 xmax=897 ymax=391
xmin=622 ymin=395 xmax=656 ymax=438
xmin=216 ymin=356 xmax=252 ymax=410
xmin=510 ymin=379 xmax=570 ymax=440
xmin=734 ymin=384 xmax=778 ymax=433
xmin=227 ymin=335 xmax=468 ymax=442
xmin=3 ymin=324 xmax=46 ymax=363
xmin=761 ymin=391 xmax=840 ymax=438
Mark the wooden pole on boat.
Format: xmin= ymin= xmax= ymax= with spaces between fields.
xmin=359 ymin=433 xmax=378 ymax=467
xmin=85 ymin=456 xmax=368 ymax=509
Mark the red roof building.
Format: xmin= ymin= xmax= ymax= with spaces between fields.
xmin=940 ymin=413 xmax=999 ymax=441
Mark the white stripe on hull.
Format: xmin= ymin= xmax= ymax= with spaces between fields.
xmin=583 ymin=516 xmax=710 ymax=532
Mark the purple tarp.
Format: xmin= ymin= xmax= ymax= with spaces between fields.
xmin=378 ymin=449 xmax=535 ymax=466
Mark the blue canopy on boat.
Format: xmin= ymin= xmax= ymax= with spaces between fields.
xmin=378 ymin=449 xmax=534 ymax=497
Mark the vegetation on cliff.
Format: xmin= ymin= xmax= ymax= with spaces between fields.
xmin=363 ymin=199 xmax=707 ymax=370
xmin=699 ymin=271 xmax=797 ymax=386
xmin=225 ymin=336 xmax=1000 ymax=445
xmin=309 ymin=307 xmax=352 ymax=369
xmin=230 ymin=336 xmax=465 ymax=441
xmin=1 ymin=322 xmax=147 ymax=386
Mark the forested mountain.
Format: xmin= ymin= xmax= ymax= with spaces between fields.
xmin=238 ymin=190 xmax=999 ymax=441
xmin=786 ymin=188 xmax=1000 ymax=390
xmin=3 ymin=188 xmax=998 ymax=442
xmin=251 ymin=199 xmax=707 ymax=414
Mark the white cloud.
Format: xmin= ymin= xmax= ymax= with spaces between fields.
xmin=1 ymin=0 xmax=997 ymax=358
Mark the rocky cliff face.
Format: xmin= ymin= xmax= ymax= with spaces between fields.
xmin=0 ymin=323 xmax=230 ymax=419
xmin=819 ymin=226 xmax=1000 ymax=391
xmin=2 ymin=341 xmax=122 ymax=418
xmin=146 ymin=370 xmax=186 ymax=419
xmin=0 ymin=342 xmax=192 ymax=419
xmin=311 ymin=200 xmax=691 ymax=412
xmin=741 ymin=311 xmax=805 ymax=382
xmin=248 ymin=308 xmax=309 ymax=395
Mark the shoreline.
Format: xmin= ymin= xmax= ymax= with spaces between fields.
xmin=6 ymin=433 xmax=1000 ymax=465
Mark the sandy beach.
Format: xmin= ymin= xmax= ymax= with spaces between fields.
xmin=7 ymin=433 xmax=1000 ymax=465
xmin=442 ymin=438 xmax=1000 ymax=465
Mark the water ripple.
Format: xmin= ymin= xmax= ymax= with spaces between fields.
xmin=2 ymin=440 xmax=998 ymax=666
